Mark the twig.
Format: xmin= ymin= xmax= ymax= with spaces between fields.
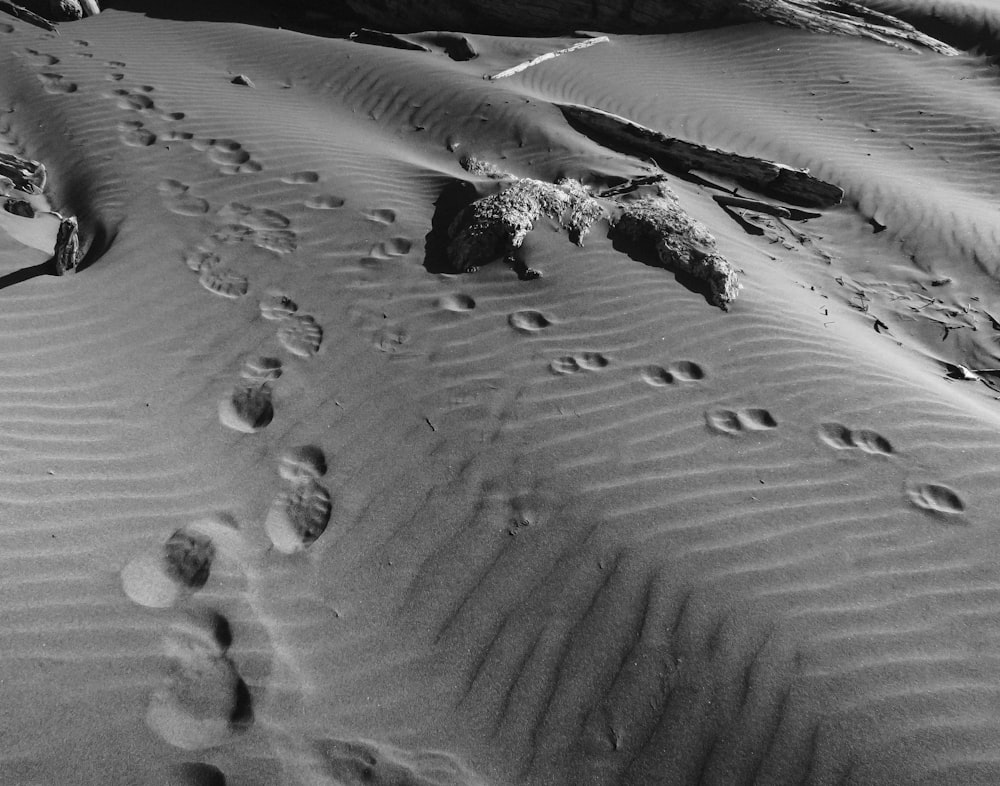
xmin=487 ymin=36 xmax=609 ymax=80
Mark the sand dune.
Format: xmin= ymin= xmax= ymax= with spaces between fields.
xmin=2 ymin=4 xmax=1000 ymax=784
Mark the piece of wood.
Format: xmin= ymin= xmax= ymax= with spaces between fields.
xmin=349 ymin=28 xmax=431 ymax=52
xmin=487 ymin=36 xmax=610 ymax=80
xmin=560 ymin=103 xmax=844 ymax=208
xmin=53 ymin=215 xmax=79 ymax=275
xmin=714 ymin=195 xmax=793 ymax=219
xmin=0 ymin=151 xmax=46 ymax=194
xmin=340 ymin=0 xmax=958 ymax=54
xmin=78 ymin=0 xmax=98 ymax=15
xmin=0 ymin=0 xmax=57 ymax=29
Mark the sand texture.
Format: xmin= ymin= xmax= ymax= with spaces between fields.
xmin=2 ymin=3 xmax=1000 ymax=784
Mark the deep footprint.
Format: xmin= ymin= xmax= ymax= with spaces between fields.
xmin=219 ymin=385 xmax=274 ymax=433
xmin=265 ymin=478 xmax=333 ymax=553
xmin=120 ymin=524 xmax=216 ymax=608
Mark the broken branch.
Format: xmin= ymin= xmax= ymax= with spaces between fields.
xmin=487 ymin=36 xmax=610 ymax=80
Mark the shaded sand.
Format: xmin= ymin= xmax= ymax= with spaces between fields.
xmin=2 ymin=5 xmax=1000 ymax=785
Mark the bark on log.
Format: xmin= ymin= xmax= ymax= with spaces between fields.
xmin=559 ymin=103 xmax=844 ymax=208
xmin=53 ymin=215 xmax=79 ymax=275
xmin=341 ymin=0 xmax=957 ymax=54
xmin=447 ymin=160 xmax=740 ymax=310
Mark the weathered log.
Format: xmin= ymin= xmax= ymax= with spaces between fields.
xmin=486 ymin=36 xmax=609 ymax=80
xmin=53 ymin=215 xmax=79 ymax=275
xmin=559 ymin=103 xmax=844 ymax=208
xmin=78 ymin=0 xmax=98 ymax=15
xmin=340 ymin=0 xmax=958 ymax=54
xmin=446 ymin=161 xmax=740 ymax=310
xmin=612 ymin=186 xmax=741 ymax=310
xmin=0 ymin=151 xmax=45 ymax=194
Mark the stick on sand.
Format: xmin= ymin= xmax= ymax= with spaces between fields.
xmin=486 ymin=36 xmax=609 ymax=80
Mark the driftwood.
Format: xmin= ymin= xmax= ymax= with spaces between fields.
xmin=0 ymin=151 xmax=46 ymax=193
xmin=53 ymin=215 xmax=79 ymax=275
xmin=559 ymin=103 xmax=844 ymax=208
xmin=0 ymin=0 xmax=98 ymax=26
xmin=447 ymin=160 xmax=740 ymax=310
xmin=340 ymin=0 xmax=958 ymax=54
xmin=349 ymin=28 xmax=431 ymax=52
xmin=487 ymin=36 xmax=609 ymax=80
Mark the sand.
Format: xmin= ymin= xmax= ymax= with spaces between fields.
xmin=1 ymin=3 xmax=1000 ymax=784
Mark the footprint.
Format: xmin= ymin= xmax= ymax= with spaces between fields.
xmin=218 ymin=202 xmax=290 ymax=230
xmin=120 ymin=524 xmax=217 ymax=608
xmin=550 ymin=356 xmax=580 ymax=375
xmin=240 ymin=356 xmax=282 ymax=383
xmin=640 ymin=365 xmax=673 ymax=386
xmin=278 ymin=445 xmax=328 ymax=482
xmin=204 ymin=139 xmax=260 ymax=174
xmin=508 ymin=310 xmax=551 ymax=333
xmin=198 ymin=259 xmax=248 ymax=299
xmin=25 ymin=49 xmax=59 ymax=65
xmin=147 ymin=629 xmax=253 ymax=750
xmin=265 ymin=479 xmax=332 ymax=553
xmin=0 ymin=23 xmax=13 ymax=33
xmin=436 ymin=293 xmax=475 ymax=312
xmin=162 ymin=130 xmax=195 ymax=142
xmin=817 ymin=423 xmax=892 ymax=455
xmin=277 ymin=314 xmax=323 ymax=357
xmin=166 ymin=762 xmax=227 ymax=786
xmin=576 ymin=352 xmax=609 ymax=371
xmin=305 ymin=195 xmax=345 ymax=210
xmin=212 ymin=223 xmax=297 ymax=255
xmin=259 ymin=292 xmax=298 ymax=321
xmin=706 ymin=407 xmax=778 ymax=435
xmin=112 ymin=88 xmax=155 ymax=111
xmin=119 ymin=120 xmax=157 ymax=147
xmin=363 ymin=207 xmax=396 ymax=225
xmin=671 ymin=360 xmax=705 ymax=381
xmin=107 ymin=60 xmax=126 ymax=68
xmin=374 ymin=323 xmax=410 ymax=353
xmin=106 ymin=73 xmax=125 ymax=81
xmin=906 ymin=481 xmax=966 ymax=516
xmin=369 ymin=237 xmax=413 ymax=259
xmin=38 ymin=73 xmax=77 ymax=94
xmin=159 ymin=180 xmax=210 ymax=216
xmin=281 ymin=170 xmax=319 ymax=184
xmin=219 ymin=385 xmax=273 ymax=433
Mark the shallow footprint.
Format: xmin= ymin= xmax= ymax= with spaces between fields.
xmin=281 ymin=170 xmax=319 ymax=184
xmin=576 ymin=352 xmax=609 ymax=371
xmin=199 ymin=260 xmax=248 ymax=299
xmin=218 ymin=202 xmax=290 ymax=230
xmin=436 ymin=293 xmax=475 ymax=312
xmin=259 ymin=292 xmax=298 ymax=321
xmin=278 ymin=314 xmax=323 ymax=358
xmin=219 ymin=385 xmax=273 ymax=433
xmin=240 ymin=355 xmax=282 ymax=383
xmin=640 ymin=365 xmax=673 ymax=386
xmin=818 ymin=422 xmax=854 ymax=450
xmin=159 ymin=179 xmax=210 ymax=216
xmin=707 ymin=407 xmax=777 ymax=434
xmin=550 ymin=356 xmax=581 ymax=375
xmin=305 ymin=194 xmax=345 ymax=210
xmin=508 ymin=310 xmax=551 ymax=333
xmin=119 ymin=120 xmax=156 ymax=147
xmin=38 ymin=73 xmax=77 ymax=94
xmin=120 ymin=524 xmax=216 ymax=608
xmin=165 ymin=762 xmax=227 ymax=786
xmin=278 ymin=445 xmax=328 ymax=482
xmin=852 ymin=428 xmax=893 ymax=456
xmin=363 ymin=207 xmax=396 ymax=225
xmin=906 ymin=481 xmax=966 ymax=517
xmin=265 ymin=479 xmax=332 ymax=553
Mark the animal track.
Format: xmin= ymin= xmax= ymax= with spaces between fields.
xmin=219 ymin=385 xmax=274 ymax=433
xmin=641 ymin=360 xmax=705 ymax=386
xmin=374 ymin=323 xmax=410 ymax=353
xmin=259 ymin=292 xmax=298 ymax=321
xmin=305 ymin=194 xmax=345 ymax=210
xmin=363 ymin=207 xmax=396 ymax=225
xmin=706 ymin=407 xmax=778 ymax=435
xmin=111 ymin=87 xmax=155 ymax=111
xmin=818 ymin=423 xmax=893 ymax=455
xmin=281 ymin=170 xmax=319 ymax=184
xmin=551 ymin=352 xmax=609 ymax=374
xmin=218 ymin=202 xmax=290 ymax=230
xmin=509 ymin=310 xmax=551 ymax=332
xmin=38 ymin=73 xmax=77 ymax=94
xmin=159 ymin=179 xmax=210 ymax=216
xmin=0 ymin=23 xmax=14 ymax=33
xmin=198 ymin=138 xmax=261 ymax=175
xmin=265 ymin=479 xmax=332 ymax=553
xmin=25 ymin=49 xmax=59 ymax=65
xmin=369 ymin=237 xmax=413 ymax=259
xmin=118 ymin=120 xmax=156 ymax=147
xmin=278 ymin=445 xmax=328 ymax=482
xmin=277 ymin=314 xmax=323 ymax=357
xmin=906 ymin=481 xmax=966 ymax=516
xmin=120 ymin=524 xmax=217 ymax=608
xmin=436 ymin=293 xmax=475 ymax=312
